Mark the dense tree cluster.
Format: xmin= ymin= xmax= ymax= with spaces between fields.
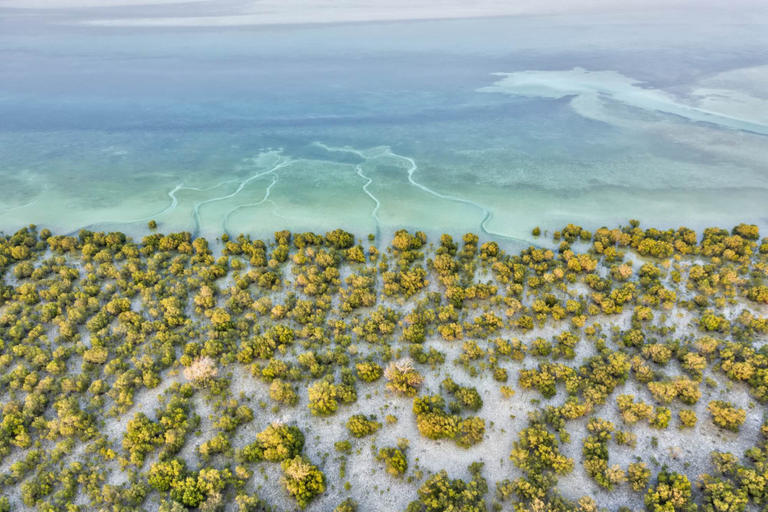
xmin=239 ymin=423 xmax=304 ymax=463
xmin=582 ymin=417 xmax=625 ymax=489
xmin=0 ymin=220 xmax=765 ymax=510
xmin=406 ymin=463 xmax=487 ymax=512
xmin=412 ymin=394 xmax=485 ymax=448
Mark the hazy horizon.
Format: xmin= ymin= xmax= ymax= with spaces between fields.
xmin=2 ymin=0 xmax=767 ymax=27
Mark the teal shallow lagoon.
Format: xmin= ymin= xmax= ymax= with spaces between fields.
xmin=1 ymin=8 xmax=767 ymax=243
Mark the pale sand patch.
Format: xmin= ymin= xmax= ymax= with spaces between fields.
xmin=688 ymin=65 xmax=768 ymax=126
xmin=478 ymin=68 xmax=768 ymax=135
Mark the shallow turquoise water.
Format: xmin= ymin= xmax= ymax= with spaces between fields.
xmin=1 ymin=9 xmax=767 ymax=244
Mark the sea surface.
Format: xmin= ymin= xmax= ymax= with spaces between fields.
xmin=1 ymin=5 xmax=768 ymax=246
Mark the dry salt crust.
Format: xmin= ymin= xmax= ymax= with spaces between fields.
xmin=96 ymin=320 xmax=763 ymax=511
xmin=215 ymin=341 xmax=540 ymax=511
xmin=84 ymin=313 xmax=765 ymax=511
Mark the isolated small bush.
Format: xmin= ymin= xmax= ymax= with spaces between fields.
xmin=628 ymin=462 xmax=650 ymax=492
xmin=355 ymin=361 xmax=383 ymax=382
xmin=269 ymin=379 xmax=299 ymax=406
xmin=281 ymin=456 xmax=325 ymax=508
xmin=678 ymin=409 xmax=697 ymax=429
xmin=708 ymin=400 xmax=746 ymax=432
xmin=307 ymin=380 xmax=339 ymax=416
xmin=377 ymin=447 xmax=408 ymax=476
xmin=346 ymin=414 xmax=381 ymax=438
xmin=384 ymin=358 xmax=423 ymax=396
xmin=183 ymin=356 xmax=218 ymax=386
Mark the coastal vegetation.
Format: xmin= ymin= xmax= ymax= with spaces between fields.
xmin=0 ymin=221 xmax=765 ymax=510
